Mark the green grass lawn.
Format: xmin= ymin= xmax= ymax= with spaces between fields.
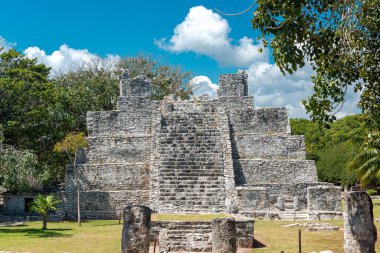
xmin=1 ymin=201 xmax=380 ymax=253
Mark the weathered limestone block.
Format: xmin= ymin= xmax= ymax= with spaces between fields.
xmin=234 ymin=159 xmax=317 ymax=184
xmin=235 ymin=220 xmax=254 ymax=247
xmin=231 ymin=133 xmax=306 ymax=159
xmin=344 ymin=191 xmax=377 ymax=253
xmin=236 ymin=187 xmax=270 ymax=211
xmin=117 ymin=97 xmax=152 ymax=111
xmin=212 ymin=218 xmax=237 ymax=253
xmin=120 ymin=75 xmax=152 ymax=97
xmin=276 ymin=196 xmax=285 ymax=211
xmin=294 ymin=196 xmax=300 ymax=211
xmin=214 ymin=97 xmax=253 ymax=113
xmin=228 ymin=108 xmax=289 ymax=134
xmin=86 ymin=111 xmax=152 ymax=136
xmin=219 ymin=72 xmax=248 ymax=97
xmin=307 ymin=186 xmax=341 ymax=211
xmin=121 ymin=205 xmax=151 ymax=253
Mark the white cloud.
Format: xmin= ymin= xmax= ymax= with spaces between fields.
xmin=0 ymin=36 xmax=16 ymax=51
xmin=191 ymin=76 xmax=218 ymax=99
xmin=156 ymin=6 xmax=268 ymax=68
xmin=157 ymin=6 xmax=361 ymax=118
xmin=246 ymin=62 xmax=361 ymax=118
xmin=23 ymin=44 xmax=120 ymax=75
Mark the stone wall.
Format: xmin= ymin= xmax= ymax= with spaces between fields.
xmin=231 ymin=133 xmax=306 ymax=159
xmin=119 ymin=75 xmax=152 ymax=97
xmin=2 ymin=193 xmax=35 ymax=214
xmin=117 ymin=97 xmax=153 ymax=111
xmin=64 ymin=163 xmax=150 ymax=219
xmin=214 ymin=97 xmax=253 ymax=113
xmin=227 ymin=108 xmax=289 ymax=134
xmin=236 ymin=187 xmax=270 ymax=212
xmin=237 ymin=183 xmax=339 ymax=212
xmin=219 ymin=73 xmax=248 ymax=97
xmin=234 ymin=159 xmax=317 ymax=184
xmin=86 ymin=111 xmax=152 ymax=136
xmin=84 ymin=136 xmax=150 ymax=164
xmin=307 ymin=185 xmax=341 ymax=211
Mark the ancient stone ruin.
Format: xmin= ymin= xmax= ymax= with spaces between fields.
xmin=121 ymin=205 xmax=151 ymax=253
xmin=63 ymin=71 xmax=342 ymax=220
xmin=344 ymin=191 xmax=377 ymax=253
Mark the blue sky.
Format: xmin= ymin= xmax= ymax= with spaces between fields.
xmin=0 ymin=0 xmax=360 ymax=118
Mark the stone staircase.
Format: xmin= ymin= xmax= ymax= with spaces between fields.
xmin=156 ymin=221 xmax=212 ymax=252
xmin=151 ymin=220 xmax=254 ymax=252
xmin=157 ymin=110 xmax=227 ymax=213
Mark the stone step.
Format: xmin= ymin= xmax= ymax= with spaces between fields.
xmin=159 ymin=170 xmax=224 ymax=174
xmin=159 ymin=179 xmax=224 ymax=183
xmin=159 ymin=189 xmax=225 ymax=193
xmin=158 ymin=148 xmax=221 ymax=152
xmin=159 ymin=130 xmax=221 ymax=134
xmin=158 ymin=204 xmax=226 ymax=209
xmin=158 ymin=207 xmax=226 ymax=213
xmin=159 ymin=161 xmax=224 ymax=166
xmin=159 ymin=194 xmax=225 ymax=198
xmin=159 ymin=185 xmax=225 ymax=190
xmin=159 ymin=158 xmax=223 ymax=163
xmin=158 ymin=154 xmax=223 ymax=158
xmin=159 ymin=191 xmax=226 ymax=196
xmin=158 ymin=173 xmax=224 ymax=178
xmin=158 ymin=198 xmax=225 ymax=202
xmin=159 ymin=142 xmax=221 ymax=146
xmin=159 ymin=165 xmax=224 ymax=169
xmin=158 ymin=199 xmax=226 ymax=204
xmin=158 ymin=174 xmax=224 ymax=178
xmin=160 ymin=176 xmax=223 ymax=180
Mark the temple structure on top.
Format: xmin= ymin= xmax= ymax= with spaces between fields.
xmin=63 ymin=71 xmax=342 ymax=220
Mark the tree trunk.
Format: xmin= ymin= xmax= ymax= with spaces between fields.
xmin=42 ymin=214 xmax=47 ymax=230
xmin=77 ymin=183 xmax=81 ymax=227
xmin=74 ymin=148 xmax=81 ymax=227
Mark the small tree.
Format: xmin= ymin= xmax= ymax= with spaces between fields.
xmin=30 ymin=194 xmax=60 ymax=230
xmin=54 ymin=132 xmax=88 ymax=226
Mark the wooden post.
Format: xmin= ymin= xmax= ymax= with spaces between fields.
xmin=153 ymin=239 xmax=157 ymax=253
xmin=298 ymin=229 xmax=301 ymax=253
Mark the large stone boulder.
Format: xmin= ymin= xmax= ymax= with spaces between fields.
xmin=344 ymin=191 xmax=377 ymax=253
xmin=121 ymin=205 xmax=151 ymax=253
xmin=212 ymin=218 xmax=237 ymax=253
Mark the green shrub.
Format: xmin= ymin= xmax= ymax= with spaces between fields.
xmin=366 ymin=189 xmax=377 ymax=196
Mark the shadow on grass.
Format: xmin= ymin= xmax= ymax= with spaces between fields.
xmin=253 ymin=239 xmax=267 ymax=248
xmin=0 ymin=228 xmax=73 ymax=238
xmin=93 ymin=223 xmax=121 ymax=227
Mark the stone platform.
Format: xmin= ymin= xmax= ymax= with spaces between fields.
xmin=150 ymin=220 xmax=254 ymax=252
xmin=62 ymin=72 xmax=342 ymax=220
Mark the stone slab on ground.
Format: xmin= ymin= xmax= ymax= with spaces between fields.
xmin=282 ymin=222 xmax=341 ymax=231
xmin=148 ymin=248 xmax=254 ymax=253
xmin=0 ymin=222 xmax=24 ymax=227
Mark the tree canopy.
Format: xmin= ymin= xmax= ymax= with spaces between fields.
xmin=251 ymin=0 xmax=379 ymax=126
xmin=290 ymin=115 xmax=365 ymax=185
xmin=0 ymin=49 xmax=193 ymax=190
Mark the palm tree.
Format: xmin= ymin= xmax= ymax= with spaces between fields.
xmin=30 ymin=194 xmax=60 ymax=230
xmin=349 ymin=132 xmax=380 ymax=188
